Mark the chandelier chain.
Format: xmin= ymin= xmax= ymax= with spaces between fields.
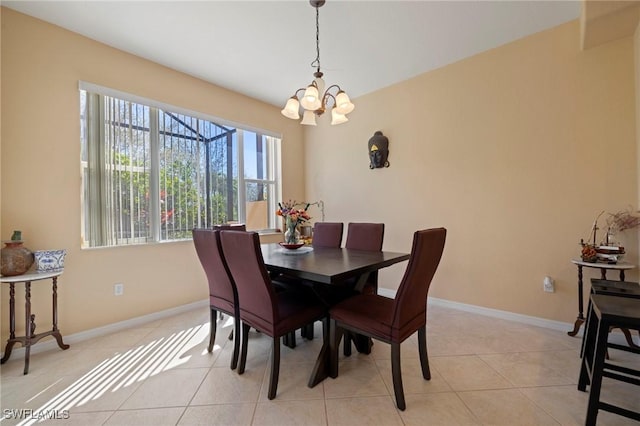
xmin=311 ymin=5 xmax=321 ymax=72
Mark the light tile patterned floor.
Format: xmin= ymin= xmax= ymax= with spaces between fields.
xmin=1 ymin=304 xmax=639 ymax=425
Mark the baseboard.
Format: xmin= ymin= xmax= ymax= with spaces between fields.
xmin=1 ymin=299 xmax=209 ymax=361
xmin=378 ymin=288 xmax=638 ymax=346
xmin=379 ymin=288 xmax=571 ymax=331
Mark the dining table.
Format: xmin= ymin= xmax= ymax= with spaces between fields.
xmin=260 ymin=243 xmax=410 ymax=387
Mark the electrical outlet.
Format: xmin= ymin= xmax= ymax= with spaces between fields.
xmin=543 ymin=276 xmax=555 ymax=293
xmin=114 ymin=283 xmax=124 ymax=296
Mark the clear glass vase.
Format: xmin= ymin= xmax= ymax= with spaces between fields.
xmin=284 ymin=217 xmax=300 ymax=244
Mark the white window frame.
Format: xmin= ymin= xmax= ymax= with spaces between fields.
xmin=80 ymin=82 xmax=282 ymax=248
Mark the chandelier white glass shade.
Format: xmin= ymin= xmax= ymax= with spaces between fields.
xmin=281 ymin=0 xmax=354 ymax=126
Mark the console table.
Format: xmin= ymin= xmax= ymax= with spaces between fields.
xmin=1 ymin=269 xmax=69 ymax=374
xmin=568 ymin=259 xmax=635 ymax=338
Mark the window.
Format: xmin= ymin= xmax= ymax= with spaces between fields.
xmin=80 ymin=83 xmax=281 ymax=248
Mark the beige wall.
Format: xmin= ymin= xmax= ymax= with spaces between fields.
xmin=1 ymin=8 xmax=638 ymax=342
xmin=0 ymin=9 xmax=305 ymax=340
xmin=305 ymin=20 xmax=638 ymax=323
xmin=636 ymin=17 xmax=640 ymax=213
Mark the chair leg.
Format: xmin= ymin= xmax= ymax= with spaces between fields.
xmin=208 ymin=308 xmax=217 ymax=353
xmin=230 ymin=317 xmax=240 ymax=370
xmin=303 ymin=322 xmax=315 ymax=340
xmin=343 ymin=331 xmax=352 ymax=357
xmin=238 ymin=322 xmax=250 ymax=375
xmin=268 ymin=336 xmax=281 ymax=400
xmin=417 ymin=326 xmax=431 ymax=380
xmin=585 ymin=320 xmax=609 ymax=426
xmin=391 ymin=342 xmax=406 ymax=411
xmin=283 ymin=331 xmax=296 ymax=348
xmin=329 ymin=319 xmax=343 ymax=378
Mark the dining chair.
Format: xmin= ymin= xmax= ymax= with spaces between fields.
xmin=342 ymin=222 xmax=385 ymax=355
xmin=329 ymin=227 xmax=447 ymax=411
xmin=312 ymin=222 xmax=344 ymax=248
xmin=192 ymin=228 xmax=241 ymax=370
xmin=213 ymin=223 xmax=246 ymax=231
xmin=273 ymin=222 xmax=344 ymax=343
xmin=219 ymin=230 xmax=328 ymax=400
xmin=212 ymin=224 xmax=246 ymax=322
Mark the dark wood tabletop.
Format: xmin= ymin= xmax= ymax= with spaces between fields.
xmin=260 ymin=244 xmax=410 ymax=285
xmin=261 ymin=243 xmax=411 ymax=387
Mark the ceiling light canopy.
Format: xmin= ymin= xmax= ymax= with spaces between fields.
xmin=281 ymin=0 xmax=354 ymax=126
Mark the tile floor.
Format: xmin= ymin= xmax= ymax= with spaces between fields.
xmin=1 ymin=304 xmax=639 ymax=425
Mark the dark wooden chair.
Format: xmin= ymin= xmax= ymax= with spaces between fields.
xmin=219 ymin=230 xmax=328 ymax=400
xmin=192 ymin=228 xmax=241 ymax=370
xmin=329 ymin=227 xmax=446 ymax=411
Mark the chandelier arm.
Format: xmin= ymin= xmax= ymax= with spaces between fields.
xmin=323 ymin=84 xmax=342 ymax=95
xmin=321 ymin=92 xmax=336 ymax=109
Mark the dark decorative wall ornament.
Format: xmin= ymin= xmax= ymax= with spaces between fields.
xmin=368 ymin=131 xmax=390 ymax=169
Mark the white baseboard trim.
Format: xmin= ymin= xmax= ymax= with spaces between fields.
xmin=1 ymin=299 xmax=209 ymax=361
xmin=378 ymin=288 xmax=638 ymax=346
xmin=378 ymin=288 xmax=573 ymax=332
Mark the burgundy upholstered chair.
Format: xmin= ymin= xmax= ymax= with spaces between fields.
xmin=219 ymin=230 xmax=328 ymax=400
xmin=312 ymin=222 xmax=344 ymax=248
xmin=329 ymin=228 xmax=446 ymax=411
xmin=342 ymin=222 xmax=385 ymax=355
xmin=192 ymin=228 xmax=240 ymax=370
xmin=345 ymin=222 xmax=384 ymax=252
xmin=213 ymin=223 xmax=246 ymax=231
xmin=291 ymin=222 xmax=344 ymax=340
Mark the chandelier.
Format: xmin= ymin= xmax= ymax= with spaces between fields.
xmin=281 ymin=0 xmax=355 ymax=126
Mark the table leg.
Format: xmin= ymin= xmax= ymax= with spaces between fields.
xmin=1 ymin=284 xmax=16 ymax=364
xmin=51 ymin=277 xmax=69 ymax=351
xmin=620 ymin=270 xmax=625 ymax=281
xmin=24 ymin=281 xmax=32 ymax=375
xmin=568 ymin=265 xmax=585 ymax=336
xmin=620 ymin=328 xmax=640 ymax=350
xmin=308 ymin=317 xmax=332 ymax=388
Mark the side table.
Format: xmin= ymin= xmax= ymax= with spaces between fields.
xmin=1 ymin=269 xmax=69 ymax=374
xmin=568 ymin=259 xmax=635 ymax=338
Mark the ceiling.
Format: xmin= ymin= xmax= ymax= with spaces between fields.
xmin=3 ymin=1 xmax=582 ymax=108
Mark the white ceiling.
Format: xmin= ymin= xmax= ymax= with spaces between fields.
xmin=3 ymin=0 xmax=581 ymax=108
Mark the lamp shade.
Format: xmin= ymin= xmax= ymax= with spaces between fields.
xmin=300 ymin=84 xmax=321 ymax=111
xmin=330 ymin=108 xmax=348 ymax=125
xmin=335 ymin=91 xmax=355 ymax=115
xmin=301 ymin=110 xmax=317 ymax=126
xmin=281 ymin=97 xmax=300 ymax=120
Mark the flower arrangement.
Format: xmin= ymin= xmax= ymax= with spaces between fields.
xmin=276 ymin=200 xmax=311 ymax=225
xmin=277 ymin=200 xmax=311 ymax=244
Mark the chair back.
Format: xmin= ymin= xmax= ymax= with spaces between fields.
xmin=220 ymin=230 xmax=278 ymax=331
xmin=345 ymin=223 xmax=385 ymax=251
xmin=214 ymin=223 xmax=246 ymax=231
xmin=391 ymin=228 xmax=446 ymax=336
xmin=192 ymin=228 xmax=237 ymax=306
xmin=312 ymin=222 xmax=344 ymax=248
